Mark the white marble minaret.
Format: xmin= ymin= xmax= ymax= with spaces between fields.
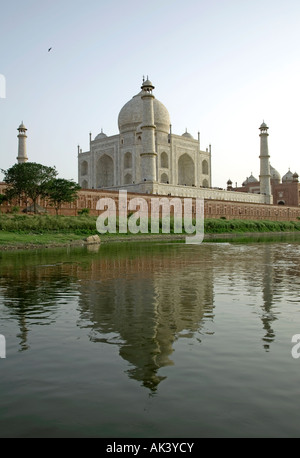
xmin=17 ymin=122 xmax=28 ymax=164
xmin=259 ymin=121 xmax=272 ymax=204
xmin=140 ymin=78 xmax=157 ymax=182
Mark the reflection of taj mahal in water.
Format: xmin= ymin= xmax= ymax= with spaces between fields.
xmin=1 ymin=243 xmax=298 ymax=393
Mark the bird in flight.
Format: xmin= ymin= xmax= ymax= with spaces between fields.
xmin=48 ymin=47 xmax=52 ymax=52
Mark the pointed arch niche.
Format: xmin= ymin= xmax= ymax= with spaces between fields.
xmin=124 ymin=173 xmax=132 ymax=185
xmin=160 ymin=152 xmax=168 ymax=168
xmin=161 ymin=173 xmax=169 ymax=183
xmin=96 ymin=154 xmax=114 ymax=188
xmin=178 ymin=154 xmax=194 ymax=186
xmin=124 ymin=152 xmax=132 ymax=169
xmin=81 ymin=161 xmax=88 ymax=176
xmin=202 ymin=160 xmax=208 ymax=175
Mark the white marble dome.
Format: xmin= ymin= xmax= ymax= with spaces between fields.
xmin=118 ymin=90 xmax=170 ymax=134
xmin=182 ymin=130 xmax=194 ymax=139
xmin=242 ymin=173 xmax=258 ymax=186
xmin=270 ymin=164 xmax=281 ymax=182
xmin=94 ymin=129 xmax=107 ymax=141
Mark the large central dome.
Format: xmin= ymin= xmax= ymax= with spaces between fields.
xmin=118 ymin=85 xmax=170 ymax=134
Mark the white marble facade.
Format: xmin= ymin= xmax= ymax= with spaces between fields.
xmin=78 ymin=79 xmax=211 ymax=193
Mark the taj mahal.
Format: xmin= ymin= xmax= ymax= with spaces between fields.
xmin=15 ymin=78 xmax=299 ymax=208
xmin=78 ymin=78 xmax=211 ymax=193
xmin=77 ymin=78 xmax=274 ymax=205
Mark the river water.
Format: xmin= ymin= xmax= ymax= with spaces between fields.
xmin=1 ymin=237 xmax=300 ymax=438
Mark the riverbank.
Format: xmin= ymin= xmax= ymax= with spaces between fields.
xmin=1 ymin=229 xmax=300 ymax=251
xmin=1 ymin=214 xmax=300 ymax=250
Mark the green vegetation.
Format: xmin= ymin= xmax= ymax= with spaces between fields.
xmin=1 ymin=163 xmax=81 ymax=214
xmin=1 ymin=214 xmax=300 ymax=235
xmin=204 ymin=218 xmax=300 ymax=234
xmin=0 ymin=214 xmax=98 ymax=234
xmin=77 ymin=208 xmax=90 ymax=216
xmin=45 ymin=178 xmax=81 ymax=215
xmin=0 ymin=215 xmax=300 ymax=249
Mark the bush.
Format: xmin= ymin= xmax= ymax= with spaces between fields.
xmin=78 ymin=208 xmax=90 ymax=216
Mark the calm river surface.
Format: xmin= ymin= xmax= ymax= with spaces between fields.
xmin=1 ymin=237 xmax=300 ymax=438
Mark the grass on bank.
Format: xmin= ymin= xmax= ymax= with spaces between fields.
xmin=0 ymin=214 xmax=300 ymax=247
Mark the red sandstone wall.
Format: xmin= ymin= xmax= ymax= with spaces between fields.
xmin=1 ymin=184 xmax=300 ymax=221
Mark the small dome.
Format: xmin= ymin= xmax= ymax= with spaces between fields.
xmin=18 ymin=122 xmax=27 ymax=130
xmin=242 ymin=173 xmax=258 ymax=186
xmin=94 ymin=129 xmax=107 ymax=140
xmin=182 ymin=129 xmax=194 ymax=139
xmin=260 ymin=121 xmax=268 ymax=129
xmin=270 ymin=164 xmax=281 ymax=182
xmin=142 ymin=79 xmax=154 ymax=88
xmin=227 ymin=179 xmax=232 ymax=184
xmin=282 ymin=169 xmax=294 ymax=182
xmin=293 ymin=172 xmax=299 ymax=178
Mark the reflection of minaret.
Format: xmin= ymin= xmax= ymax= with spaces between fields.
xmin=259 ymin=121 xmax=272 ymax=204
xmin=17 ymin=122 xmax=28 ymax=164
xmin=261 ymin=244 xmax=276 ymax=351
xmin=0 ymin=250 xmax=75 ymax=352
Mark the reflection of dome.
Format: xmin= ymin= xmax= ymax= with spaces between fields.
xmin=118 ymin=86 xmax=170 ymax=134
xmin=270 ymin=164 xmax=281 ymax=182
xmin=182 ymin=129 xmax=194 ymax=139
xmin=242 ymin=173 xmax=258 ymax=186
xmin=95 ymin=129 xmax=107 ymax=140
xmin=282 ymin=169 xmax=293 ymax=182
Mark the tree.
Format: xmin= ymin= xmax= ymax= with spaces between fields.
xmin=45 ymin=178 xmax=81 ymax=215
xmin=0 ymin=193 xmax=8 ymax=212
xmin=1 ymin=162 xmax=57 ymax=213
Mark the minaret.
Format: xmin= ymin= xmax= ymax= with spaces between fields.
xmin=17 ymin=122 xmax=28 ymax=163
xmin=140 ymin=78 xmax=157 ymax=182
xmin=259 ymin=121 xmax=272 ymax=204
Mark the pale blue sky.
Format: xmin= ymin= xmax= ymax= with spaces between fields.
xmin=1 ymin=0 xmax=300 ymax=187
